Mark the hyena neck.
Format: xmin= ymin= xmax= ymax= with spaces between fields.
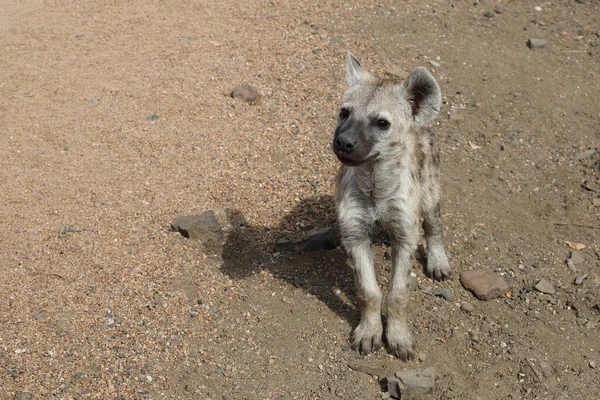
xmin=352 ymin=153 xmax=414 ymax=201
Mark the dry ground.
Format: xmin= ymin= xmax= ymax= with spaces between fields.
xmin=1 ymin=0 xmax=600 ymax=399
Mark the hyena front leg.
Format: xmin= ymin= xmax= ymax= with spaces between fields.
xmin=386 ymin=225 xmax=419 ymax=361
xmin=342 ymin=233 xmax=383 ymax=355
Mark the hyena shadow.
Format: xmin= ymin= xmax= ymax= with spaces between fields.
xmin=221 ymin=196 xmax=359 ymax=325
xmin=220 ymin=195 xmax=429 ymax=327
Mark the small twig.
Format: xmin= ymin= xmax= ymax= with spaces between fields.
xmin=553 ymin=222 xmax=599 ymax=229
xmin=20 ymin=273 xmax=66 ymax=289
xmin=526 ymin=359 xmax=550 ymax=390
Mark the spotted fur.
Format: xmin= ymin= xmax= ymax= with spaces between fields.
xmin=333 ymin=54 xmax=451 ymax=360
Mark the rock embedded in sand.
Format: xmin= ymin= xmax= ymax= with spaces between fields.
xmin=434 ymin=287 xmax=453 ymax=301
xmin=231 ymin=85 xmax=261 ymax=104
xmin=534 ymin=278 xmax=556 ymax=294
xmin=381 ymin=367 xmax=436 ymax=400
xmin=171 ymin=210 xmax=223 ymax=251
xmin=460 ymin=269 xmax=510 ymax=300
xmin=569 ymin=250 xmax=585 ymax=265
xmin=527 ymin=38 xmax=547 ymax=49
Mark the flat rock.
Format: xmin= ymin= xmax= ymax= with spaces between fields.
xmin=570 ymin=250 xmax=585 ymax=265
xmin=575 ymin=149 xmax=596 ymax=161
xmin=14 ymin=393 xmax=33 ymax=400
xmin=534 ymin=279 xmax=556 ymax=294
xmin=171 ymin=211 xmax=223 ymax=251
xmin=583 ymin=180 xmax=600 ymax=192
xmin=433 ymin=287 xmax=453 ymax=301
xmin=348 ymin=362 xmax=387 ymax=378
xmin=385 ymin=66 xmax=409 ymax=79
xmin=494 ymin=5 xmax=506 ymax=13
xmin=382 ymin=367 xmax=435 ymax=400
xmin=231 ymin=85 xmax=261 ymax=104
xmin=574 ymin=274 xmax=587 ymax=285
xmin=460 ymin=269 xmax=510 ymax=300
xmin=527 ymin=38 xmax=547 ymax=49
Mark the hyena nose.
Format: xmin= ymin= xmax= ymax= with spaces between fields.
xmin=336 ymin=136 xmax=357 ymax=153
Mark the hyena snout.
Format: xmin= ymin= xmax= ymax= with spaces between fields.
xmin=334 ymin=133 xmax=357 ymax=153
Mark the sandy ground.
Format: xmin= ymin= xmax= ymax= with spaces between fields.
xmin=1 ymin=0 xmax=600 ymax=399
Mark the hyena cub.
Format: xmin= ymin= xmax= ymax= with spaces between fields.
xmin=333 ymin=54 xmax=451 ymax=360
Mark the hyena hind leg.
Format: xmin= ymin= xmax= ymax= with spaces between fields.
xmin=421 ymin=199 xmax=451 ymax=281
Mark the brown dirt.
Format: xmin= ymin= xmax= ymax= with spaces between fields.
xmin=1 ymin=1 xmax=599 ymax=399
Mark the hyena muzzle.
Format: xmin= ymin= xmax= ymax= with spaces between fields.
xmin=333 ymin=54 xmax=451 ymax=360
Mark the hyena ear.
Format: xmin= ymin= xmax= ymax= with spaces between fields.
xmin=401 ymin=67 xmax=442 ymax=126
xmin=345 ymin=53 xmax=364 ymax=88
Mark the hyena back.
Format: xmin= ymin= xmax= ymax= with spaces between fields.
xmin=333 ymin=54 xmax=451 ymax=360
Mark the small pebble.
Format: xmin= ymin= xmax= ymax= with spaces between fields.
xmin=232 ymin=85 xmax=261 ymax=104
xmin=527 ymin=38 xmax=547 ymax=49
xmin=461 ymin=303 xmax=474 ymax=313
xmin=534 ymin=279 xmax=556 ymax=294
xmin=590 ymin=360 xmax=597 ymax=369
xmin=583 ymin=180 xmax=600 ymax=193
xmin=434 ymin=287 xmax=453 ymax=301
xmin=574 ymin=274 xmax=587 ymax=285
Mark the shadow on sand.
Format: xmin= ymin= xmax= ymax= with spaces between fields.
xmin=218 ymin=194 xmax=429 ymax=328
xmin=220 ymin=195 xmax=360 ymax=326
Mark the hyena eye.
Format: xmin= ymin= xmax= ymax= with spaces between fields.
xmin=339 ymin=108 xmax=350 ymax=119
xmin=376 ymin=118 xmax=390 ymax=130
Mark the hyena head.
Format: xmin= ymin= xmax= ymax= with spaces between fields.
xmin=332 ymin=53 xmax=442 ymax=166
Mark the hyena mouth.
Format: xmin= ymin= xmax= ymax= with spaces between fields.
xmin=336 ymin=152 xmax=380 ymax=166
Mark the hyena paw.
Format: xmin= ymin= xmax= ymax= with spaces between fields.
xmin=386 ymin=322 xmax=414 ymax=361
xmin=351 ymin=320 xmax=383 ymax=355
xmin=426 ymin=248 xmax=451 ymax=281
